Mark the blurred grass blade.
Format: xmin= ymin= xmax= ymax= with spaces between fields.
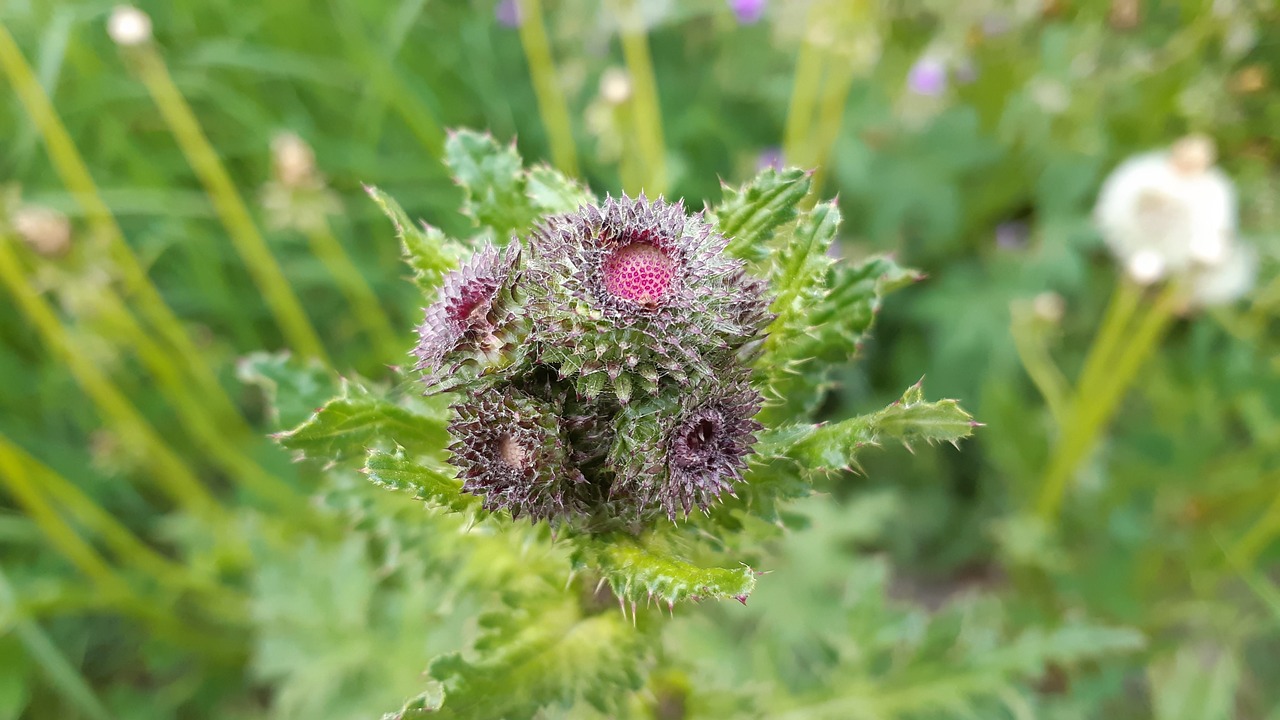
xmin=0 ymin=23 xmax=246 ymax=417
xmin=0 ymin=569 xmax=115 ymax=720
xmin=128 ymin=44 xmax=330 ymax=364
xmin=0 ymin=233 xmax=222 ymax=520
xmin=516 ymin=0 xmax=579 ymax=176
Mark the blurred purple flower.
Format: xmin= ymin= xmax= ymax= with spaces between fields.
xmin=728 ymin=0 xmax=766 ymax=24
xmin=907 ymin=56 xmax=948 ymax=97
xmin=996 ymin=221 xmax=1029 ymax=250
xmin=495 ymin=0 xmax=521 ymax=28
xmin=756 ymin=147 xmax=784 ymax=172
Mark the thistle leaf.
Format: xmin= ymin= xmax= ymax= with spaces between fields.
xmin=775 ymin=381 xmax=977 ymax=475
xmin=235 ymin=351 xmax=340 ymax=430
xmin=525 ymin=164 xmax=594 ymax=215
xmin=273 ymin=381 xmax=449 ymax=462
xmin=363 ymin=449 xmax=477 ymax=514
xmin=713 ymin=167 xmax=813 ymax=264
xmin=572 ymin=535 xmax=757 ymax=607
xmin=444 ymin=129 xmax=538 ymax=239
xmin=366 ymin=184 xmax=460 ymax=294
xmin=426 ymin=595 xmax=646 ymax=719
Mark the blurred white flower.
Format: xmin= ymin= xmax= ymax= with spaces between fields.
xmin=271 ymin=132 xmax=319 ymax=190
xmin=1032 ymin=291 xmax=1066 ymax=323
xmin=1189 ymin=241 xmax=1257 ymax=307
xmin=261 ymin=132 xmax=340 ymax=233
xmin=108 ymin=6 xmax=152 ymax=47
xmin=1094 ymin=135 xmax=1237 ymax=284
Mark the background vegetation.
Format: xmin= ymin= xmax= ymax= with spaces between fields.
xmin=1 ymin=0 xmax=1278 ymax=718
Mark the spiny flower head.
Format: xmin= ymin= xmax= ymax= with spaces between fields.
xmin=608 ymin=375 xmax=763 ymax=521
xmin=413 ymin=240 xmax=524 ymax=391
xmin=447 ymin=385 xmax=584 ymax=520
xmin=525 ymin=194 xmax=770 ymax=403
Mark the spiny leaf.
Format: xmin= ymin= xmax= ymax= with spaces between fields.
xmin=366 ymin=184 xmax=461 ymax=294
xmin=525 ymin=163 xmax=594 ymax=215
xmin=427 ymin=595 xmax=646 ymax=719
xmin=572 ymin=535 xmax=756 ymax=607
xmin=235 ymin=351 xmax=339 ymax=430
xmin=363 ymin=449 xmax=477 ymax=514
xmin=777 ymin=381 xmax=977 ymax=474
xmin=273 ymin=381 xmax=449 ymax=462
xmin=714 ymin=167 xmax=813 ymax=265
xmin=444 ymin=129 xmax=538 ymax=239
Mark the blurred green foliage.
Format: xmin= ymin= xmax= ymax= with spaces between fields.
xmin=2 ymin=0 xmax=1279 ymax=718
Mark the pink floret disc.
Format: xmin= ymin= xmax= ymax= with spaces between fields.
xmin=602 ymin=243 xmax=676 ymax=306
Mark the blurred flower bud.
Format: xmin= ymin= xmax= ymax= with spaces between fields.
xmin=13 ymin=206 xmax=72 ymax=257
xmin=907 ymin=56 xmax=948 ymax=97
xmin=995 ymin=221 xmax=1029 ymax=251
xmin=495 ymin=0 xmax=521 ymax=28
xmin=1169 ymin=134 xmax=1216 ymax=176
xmin=1109 ymin=0 xmax=1140 ymax=30
xmin=108 ymin=6 xmax=152 ymax=47
xmin=728 ymin=0 xmax=766 ymax=25
xmin=1230 ymin=65 xmax=1267 ymax=94
xmin=599 ymin=68 xmax=632 ymax=105
xmin=755 ymin=147 xmax=784 ymax=173
xmin=271 ymin=132 xmax=319 ymax=189
xmin=1032 ymin=291 xmax=1065 ymax=324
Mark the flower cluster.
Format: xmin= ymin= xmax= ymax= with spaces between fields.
xmin=414 ymin=195 xmax=770 ymax=524
xmin=1095 ymin=134 xmax=1256 ymax=306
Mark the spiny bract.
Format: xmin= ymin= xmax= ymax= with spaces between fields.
xmin=415 ymin=194 xmax=769 ymax=525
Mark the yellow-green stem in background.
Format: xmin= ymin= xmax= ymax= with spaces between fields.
xmin=307 ymin=219 xmax=402 ymax=360
xmin=1010 ymin=304 xmax=1071 ymax=427
xmin=0 ymin=24 xmax=246 ymax=413
xmin=516 ymin=0 xmax=580 ymax=176
xmin=614 ymin=0 xmax=667 ymax=194
xmin=1036 ymin=282 xmax=1181 ymax=520
xmin=0 ymin=233 xmax=222 ymax=520
xmin=782 ymin=5 xmax=824 ymax=169
xmin=129 ymin=45 xmax=330 ymax=364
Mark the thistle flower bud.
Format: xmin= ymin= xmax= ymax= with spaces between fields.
xmin=108 ymin=6 xmax=152 ymax=47
xmin=525 ymin=194 xmax=770 ymax=402
xmin=447 ymin=386 xmax=585 ymax=520
xmin=414 ymin=240 xmax=525 ymax=392
xmin=608 ymin=376 xmax=762 ymax=520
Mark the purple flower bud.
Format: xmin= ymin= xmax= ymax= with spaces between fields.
xmin=995 ymin=221 xmax=1029 ymax=250
xmin=495 ymin=0 xmax=521 ymax=28
xmin=907 ymin=56 xmax=948 ymax=97
xmin=756 ymin=147 xmax=784 ymax=172
xmin=728 ymin=0 xmax=766 ymax=25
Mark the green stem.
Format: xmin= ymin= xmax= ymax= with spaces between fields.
xmin=0 ymin=24 xmax=247 ymax=418
xmin=130 ymin=45 xmax=330 ymax=364
xmin=806 ymin=52 xmax=856 ymax=194
xmin=615 ymin=0 xmax=666 ymax=194
xmin=516 ymin=0 xmax=579 ymax=176
xmin=782 ymin=5 xmax=824 ymax=169
xmin=1230 ymin=472 xmax=1280 ymax=565
xmin=0 ymin=435 xmax=250 ymax=622
xmin=0 ymin=569 xmax=115 ymax=720
xmin=1036 ymin=282 xmax=1180 ymax=520
xmin=0 ymin=446 xmax=125 ymax=592
xmin=0 ymin=233 xmax=222 ymax=520
xmin=1010 ymin=304 xmax=1071 ymax=428
xmin=307 ymin=220 xmax=401 ymax=360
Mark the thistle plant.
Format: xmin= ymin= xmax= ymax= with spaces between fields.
xmin=266 ymin=129 xmax=977 ymax=718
